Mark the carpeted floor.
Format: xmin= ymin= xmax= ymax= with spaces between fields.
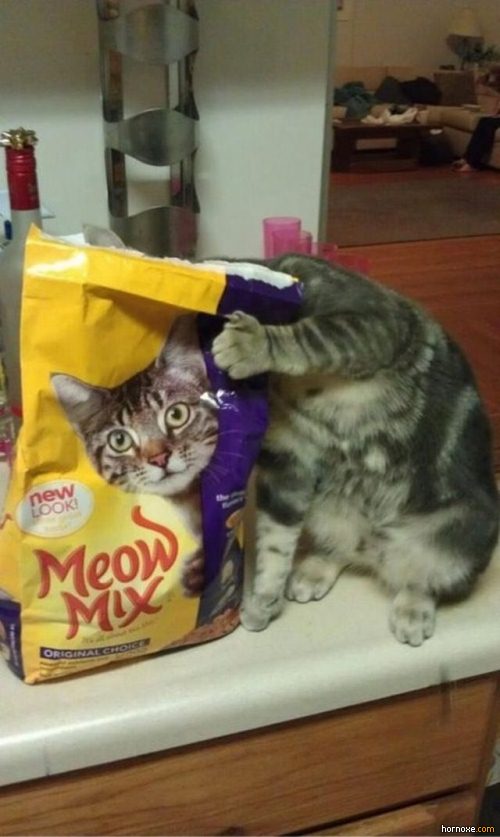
xmin=329 ymin=176 xmax=500 ymax=246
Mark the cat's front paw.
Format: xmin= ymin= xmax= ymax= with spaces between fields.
xmin=240 ymin=592 xmax=283 ymax=631
xmin=286 ymin=557 xmax=343 ymax=603
xmin=182 ymin=552 xmax=205 ymax=597
xmin=212 ymin=312 xmax=270 ymax=379
xmin=389 ymin=590 xmax=436 ymax=646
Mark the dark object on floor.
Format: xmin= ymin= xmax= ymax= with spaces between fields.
xmin=479 ymin=783 xmax=500 ymax=831
xmin=462 ymin=116 xmax=500 ymax=169
xmin=419 ymin=131 xmax=455 ymax=166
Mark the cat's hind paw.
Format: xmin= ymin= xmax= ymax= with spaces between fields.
xmin=212 ymin=312 xmax=270 ymax=379
xmin=389 ymin=589 xmax=436 ymax=646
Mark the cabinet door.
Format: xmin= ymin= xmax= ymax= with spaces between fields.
xmin=0 ymin=676 xmax=497 ymax=836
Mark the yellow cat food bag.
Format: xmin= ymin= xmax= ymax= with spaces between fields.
xmin=0 ymin=228 xmax=301 ymax=683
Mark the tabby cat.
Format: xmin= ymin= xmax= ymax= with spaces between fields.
xmin=52 ymin=315 xmax=218 ymax=594
xmin=212 ymin=254 xmax=499 ymax=646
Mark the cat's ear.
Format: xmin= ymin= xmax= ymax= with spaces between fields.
xmin=157 ymin=315 xmax=206 ymax=379
xmin=82 ymin=224 xmax=126 ymax=249
xmin=51 ymin=374 xmax=110 ymax=428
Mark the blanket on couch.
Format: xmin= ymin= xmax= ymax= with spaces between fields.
xmin=334 ymin=75 xmax=441 ymax=118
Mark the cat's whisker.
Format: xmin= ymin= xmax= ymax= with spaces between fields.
xmin=206 ymin=460 xmax=234 ymax=480
xmin=202 ymin=469 xmax=224 ymax=487
xmin=215 ymin=450 xmax=247 ymax=460
xmin=206 ymin=462 xmax=226 ymax=477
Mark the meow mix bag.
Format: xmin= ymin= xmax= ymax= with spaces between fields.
xmin=0 ymin=228 xmax=301 ymax=683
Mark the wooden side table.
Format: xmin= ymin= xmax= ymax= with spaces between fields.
xmin=434 ymin=70 xmax=477 ymax=106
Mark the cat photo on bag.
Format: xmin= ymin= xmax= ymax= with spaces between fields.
xmin=52 ymin=315 xmax=218 ymax=598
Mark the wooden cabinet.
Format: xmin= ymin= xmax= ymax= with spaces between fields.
xmin=317 ymin=792 xmax=478 ymax=835
xmin=0 ymin=673 xmax=498 ymax=836
xmin=338 ymin=235 xmax=500 ymax=468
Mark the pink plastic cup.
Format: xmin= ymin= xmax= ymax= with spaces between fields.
xmin=271 ymin=227 xmax=303 ymax=256
xmin=270 ymin=227 xmax=312 ymax=257
xmin=297 ymin=231 xmax=313 ymax=254
xmin=263 ymin=217 xmax=301 ymax=258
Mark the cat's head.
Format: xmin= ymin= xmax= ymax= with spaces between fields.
xmin=52 ymin=316 xmax=218 ymax=498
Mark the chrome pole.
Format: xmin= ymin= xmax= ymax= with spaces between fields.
xmin=96 ymin=0 xmax=199 ymax=257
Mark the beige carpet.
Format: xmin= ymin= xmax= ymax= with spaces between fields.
xmin=329 ymin=177 xmax=500 ymax=246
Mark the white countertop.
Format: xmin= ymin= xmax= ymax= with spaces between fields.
xmin=1 ymin=541 xmax=499 ymax=789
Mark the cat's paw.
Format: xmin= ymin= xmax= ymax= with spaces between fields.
xmin=286 ymin=570 xmax=332 ymax=603
xmin=389 ymin=590 xmax=436 ymax=647
xmin=182 ymin=552 xmax=205 ymax=597
xmin=212 ymin=312 xmax=270 ymax=379
xmin=286 ymin=557 xmax=344 ymax=603
xmin=240 ymin=592 xmax=283 ymax=631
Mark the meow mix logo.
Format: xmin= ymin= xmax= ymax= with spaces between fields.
xmin=35 ymin=506 xmax=179 ymax=639
xmin=16 ymin=479 xmax=94 ymax=537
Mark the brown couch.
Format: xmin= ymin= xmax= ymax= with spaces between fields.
xmin=333 ymin=65 xmax=500 ymax=169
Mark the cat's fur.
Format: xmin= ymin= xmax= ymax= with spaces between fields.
xmin=212 ymin=254 xmax=499 ymax=645
xmin=52 ymin=316 xmax=218 ymax=594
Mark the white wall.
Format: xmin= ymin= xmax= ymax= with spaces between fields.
xmin=195 ymin=0 xmax=333 ymax=256
xmin=0 ymin=0 xmax=334 ymax=258
xmin=0 ymin=2 xmax=108 ymax=233
xmin=336 ymin=0 xmax=500 ymax=69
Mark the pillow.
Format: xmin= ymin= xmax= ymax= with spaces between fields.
xmin=374 ymin=75 xmax=410 ymax=105
xmin=400 ymin=77 xmax=442 ymax=105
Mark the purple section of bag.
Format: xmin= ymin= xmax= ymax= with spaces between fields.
xmin=194 ymin=272 xmax=302 ymax=624
xmin=0 ymin=596 xmax=24 ymax=679
xmin=196 ymin=314 xmax=266 ymax=622
xmin=220 ymin=272 xmax=303 ymax=324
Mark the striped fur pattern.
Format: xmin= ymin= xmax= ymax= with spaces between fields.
xmin=212 ymin=255 xmax=499 ymax=645
xmin=53 ymin=316 xmax=218 ymax=594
